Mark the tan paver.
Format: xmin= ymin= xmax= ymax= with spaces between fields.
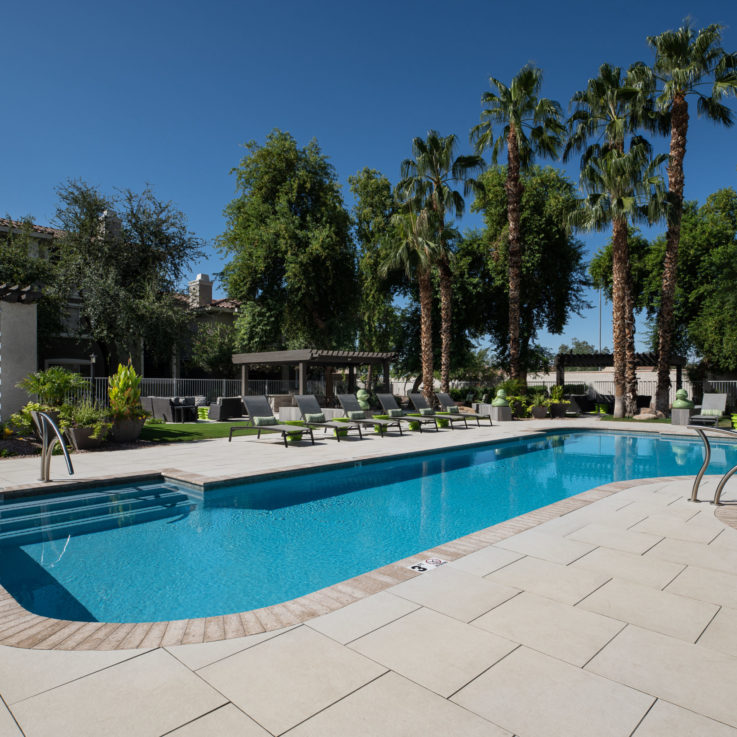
xmin=9 ymin=649 xmax=226 ymax=737
xmin=166 ymin=704 xmax=271 ymax=737
xmin=646 ymin=537 xmax=737 ymax=574
xmin=452 ymin=646 xmax=654 ymax=737
xmin=632 ymin=699 xmax=737 ymax=737
xmin=197 ymin=625 xmax=385 ymax=735
xmin=473 ymin=591 xmax=624 ymax=666
xmin=495 ymin=529 xmax=596 ymax=564
xmin=0 ymin=699 xmax=22 ymax=737
xmin=587 ymin=625 xmax=737 ymax=728
xmin=665 ymin=565 xmax=737 ymax=609
xmin=306 ymin=591 xmax=419 ymax=644
xmin=288 ymin=671 xmax=512 ymax=737
xmin=387 ymin=565 xmax=519 ymax=622
xmin=578 ymin=577 xmax=719 ymax=642
xmin=567 ymin=522 xmax=662 ymax=554
xmin=698 ymin=606 xmax=737 ymax=658
xmin=571 ymin=546 xmax=685 ymax=589
xmin=350 ymin=607 xmax=516 ymax=698
xmin=0 ymin=644 xmax=146 ymax=704
xmin=631 ymin=514 xmax=723 ymax=543
xmin=447 ymin=545 xmax=523 ymax=576
xmin=486 ymin=554 xmax=609 ymax=605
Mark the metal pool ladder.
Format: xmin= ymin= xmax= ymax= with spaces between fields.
xmin=689 ymin=425 xmax=737 ymax=505
xmin=30 ymin=411 xmax=74 ymax=482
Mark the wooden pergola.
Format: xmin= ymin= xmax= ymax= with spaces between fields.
xmin=231 ymin=349 xmax=397 ymax=397
xmin=553 ymin=351 xmax=687 ymax=388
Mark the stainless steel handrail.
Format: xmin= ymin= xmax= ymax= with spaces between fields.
xmin=30 ymin=411 xmax=74 ymax=482
xmin=688 ymin=425 xmax=737 ymax=505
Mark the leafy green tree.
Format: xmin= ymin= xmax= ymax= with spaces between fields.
xmin=571 ymin=143 xmax=666 ymax=417
xmin=218 ymin=130 xmax=357 ymax=351
xmin=646 ymin=22 xmax=737 ymax=411
xmin=54 ymin=181 xmax=203 ymax=373
xmin=472 ymin=64 xmax=564 ymax=384
xmin=189 ymin=323 xmax=237 ymax=378
xmin=397 ymin=131 xmax=482 ymax=392
xmin=471 ymin=166 xmax=588 ymax=373
xmin=559 ymin=338 xmax=601 ymax=354
xmin=349 ymin=168 xmax=403 ymax=385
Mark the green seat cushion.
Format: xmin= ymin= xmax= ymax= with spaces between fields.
xmin=419 ymin=408 xmax=434 ymax=416
xmin=387 ymin=408 xmax=403 ymax=417
xmin=347 ymin=410 xmax=365 ymax=420
xmin=253 ymin=416 xmax=277 ymax=426
xmin=700 ymin=408 xmax=722 ymax=416
xmin=304 ymin=412 xmax=325 ymax=423
xmin=446 ymin=406 xmax=460 ymax=414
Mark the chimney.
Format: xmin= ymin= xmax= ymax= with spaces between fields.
xmin=188 ymin=273 xmax=212 ymax=308
xmin=99 ymin=210 xmax=122 ymax=241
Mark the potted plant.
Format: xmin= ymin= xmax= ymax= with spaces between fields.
xmin=529 ymin=389 xmax=548 ymax=419
xmin=548 ymin=385 xmax=570 ymax=418
xmin=109 ymin=361 xmax=147 ymax=442
xmin=60 ymin=399 xmax=111 ymax=450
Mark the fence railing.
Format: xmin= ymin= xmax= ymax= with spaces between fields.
xmin=591 ymin=379 xmax=694 ymax=407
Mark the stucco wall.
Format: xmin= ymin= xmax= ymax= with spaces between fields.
xmin=0 ymin=301 xmax=37 ymax=422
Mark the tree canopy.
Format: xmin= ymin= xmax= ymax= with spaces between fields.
xmin=219 ymin=130 xmax=357 ymax=351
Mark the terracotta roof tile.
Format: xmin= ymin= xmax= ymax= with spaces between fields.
xmin=0 ymin=217 xmax=65 ymax=238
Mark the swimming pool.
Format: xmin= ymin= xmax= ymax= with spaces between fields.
xmin=1 ymin=429 xmax=733 ymax=623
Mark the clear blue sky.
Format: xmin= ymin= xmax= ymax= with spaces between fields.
xmin=3 ymin=0 xmax=735 ymax=355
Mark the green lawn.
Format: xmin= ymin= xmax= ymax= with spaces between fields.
xmin=140 ymin=421 xmax=258 ymax=443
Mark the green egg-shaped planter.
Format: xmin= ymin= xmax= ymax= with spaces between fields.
xmin=373 ymin=414 xmax=390 ymax=432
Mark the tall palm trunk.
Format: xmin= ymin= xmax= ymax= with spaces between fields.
xmin=623 ymin=261 xmax=638 ymax=417
xmin=506 ymin=125 xmax=524 ymax=385
xmin=611 ymin=216 xmax=629 ymax=418
xmin=655 ymin=93 xmax=688 ymax=413
xmin=438 ymin=254 xmax=452 ymax=393
xmin=418 ymin=269 xmax=435 ymax=404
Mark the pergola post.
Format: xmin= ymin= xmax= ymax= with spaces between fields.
xmin=555 ymin=355 xmax=565 ymax=387
xmin=240 ymin=364 xmax=248 ymax=396
xmin=348 ymin=364 xmax=355 ymax=393
xmin=676 ymin=364 xmax=682 ymax=390
xmin=325 ymin=366 xmax=334 ymax=402
xmin=298 ymin=361 xmax=305 ymax=395
xmin=383 ymin=360 xmax=390 ymax=392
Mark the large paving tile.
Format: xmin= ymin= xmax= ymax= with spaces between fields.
xmin=10 ymin=649 xmax=226 ymax=737
xmin=631 ymin=514 xmax=722 ymax=543
xmin=632 ymin=699 xmax=737 ymax=737
xmin=448 ymin=545 xmax=523 ymax=576
xmin=197 ymin=625 xmax=385 ymax=735
xmin=486 ymin=555 xmax=609 ymax=605
xmin=307 ymin=591 xmax=418 ymax=644
xmin=571 ymin=547 xmax=684 ymax=589
xmin=453 ymin=646 xmax=653 ymax=737
xmin=646 ymin=537 xmax=737 ymax=574
xmin=166 ymin=704 xmax=270 ymax=736
xmin=388 ymin=565 xmax=519 ymax=622
xmin=0 ymin=699 xmax=22 ymax=737
xmin=587 ymin=625 xmax=737 ymax=728
xmin=578 ymin=577 xmax=719 ymax=642
xmin=288 ymin=672 xmax=511 ymax=737
xmin=567 ymin=523 xmax=662 ymax=554
xmin=166 ymin=627 xmax=292 ymax=670
xmin=472 ymin=591 xmax=623 ymax=666
xmin=665 ymin=565 xmax=737 ymax=609
xmin=496 ymin=529 xmax=596 ymax=564
xmin=698 ymin=606 xmax=737 ymax=657
xmin=350 ymin=607 xmax=516 ymax=698
xmin=0 ymin=645 xmax=146 ymax=704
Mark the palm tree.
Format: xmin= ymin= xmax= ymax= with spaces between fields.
xmin=564 ymin=62 xmax=663 ymax=412
xmin=472 ymin=64 xmax=564 ymax=385
xmin=397 ymin=132 xmax=482 ymax=393
xmin=572 ymin=142 xmax=667 ymax=417
xmin=647 ymin=23 xmax=737 ymax=412
xmin=382 ymin=207 xmax=439 ymax=402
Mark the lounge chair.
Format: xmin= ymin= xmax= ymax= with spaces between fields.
xmin=690 ymin=393 xmax=728 ymax=427
xmin=239 ymin=396 xmax=314 ymax=448
xmin=375 ymin=393 xmax=439 ymax=432
xmin=436 ymin=392 xmax=492 ymax=426
xmin=295 ymin=395 xmax=363 ymax=441
xmin=408 ymin=393 xmax=468 ymax=429
xmin=336 ymin=394 xmax=403 ymax=437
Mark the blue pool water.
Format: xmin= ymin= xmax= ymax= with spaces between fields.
xmin=1 ymin=429 xmax=734 ymax=623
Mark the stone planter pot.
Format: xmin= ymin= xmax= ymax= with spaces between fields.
xmin=530 ymin=405 xmax=548 ymax=419
xmin=549 ymin=403 xmax=567 ymax=419
xmin=66 ymin=426 xmax=104 ymax=451
xmin=111 ymin=418 xmax=145 ymax=443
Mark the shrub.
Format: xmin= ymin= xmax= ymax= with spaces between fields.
xmin=108 ymin=361 xmax=146 ymax=421
xmin=17 ymin=366 xmax=87 ymax=407
xmin=9 ymin=402 xmax=55 ymax=437
xmin=59 ymin=399 xmax=111 ymax=439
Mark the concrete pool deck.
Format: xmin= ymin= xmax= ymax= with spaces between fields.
xmin=1 ymin=418 xmax=737 ymax=736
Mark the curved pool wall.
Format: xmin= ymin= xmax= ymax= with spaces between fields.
xmin=1 ymin=429 xmax=734 ymax=624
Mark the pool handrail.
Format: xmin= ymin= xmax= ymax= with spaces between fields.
xmin=30 ymin=410 xmax=74 ymax=482
xmin=688 ymin=424 xmax=737 ymax=504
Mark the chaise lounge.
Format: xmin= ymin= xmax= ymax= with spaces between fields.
xmin=408 ymin=392 xmax=469 ymax=429
xmin=239 ymin=396 xmax=314 ymax=447
xmin=295 ymin=395 xmax=363 ymax=441
xmin=689 ymin=393 xmax=728 ymax=427
xmin=436 ymin=392 xmax=492 ymax=426
xmin=336 ymin=394 xmax=403 ymax=437
xmin=376 ymin=393 xmax=439 ymax=432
